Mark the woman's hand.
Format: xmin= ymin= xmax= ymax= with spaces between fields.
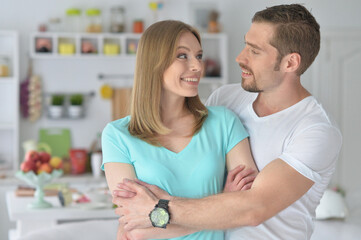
xmin=223 ymin=165 xmax=257 ymax=192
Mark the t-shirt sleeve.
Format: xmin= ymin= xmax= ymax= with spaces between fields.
xmin=280 ymin=124 xmax=342 ymax=183
xmin=223 ymin=108 xmax=249 ymax=153
xmin=101 ymin=123 xmax=131 ymax=170
xmin=205 ymin=87 xmax=221 ymax=106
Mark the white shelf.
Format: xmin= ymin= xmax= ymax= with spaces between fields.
xmin=30 ymin=32 xmax=228 ymax=85
xmin=30 ymin=32 xmax=140 ymax=59
xmin=0 ymin=31 xmax=19 ymax=174
xmin=0 ymin=77 xmax=14 ymax=83
xmin=0 ymin=123 xmax=14 ymax=130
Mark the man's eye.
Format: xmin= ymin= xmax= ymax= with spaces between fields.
xmin=251 ymin=49 xmax=259 ymax=55
xmin=177 ymin=54 xmax=187 ymax=59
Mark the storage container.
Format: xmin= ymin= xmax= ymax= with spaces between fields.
xmin=65 ymin=8 xmax=82 ymax=32
xmin=110 ymin=6 xmax=125 ymax=33
xmin=85 ymin=8 xmax=102 ymax=33
xmin=0 ymin=56 xmax=10 ymax=77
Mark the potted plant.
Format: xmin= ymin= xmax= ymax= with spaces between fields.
xmin=68 ymin=94 xmax=84 ymax=118
xmin=48 ymin=94 xmax=64 ymax=118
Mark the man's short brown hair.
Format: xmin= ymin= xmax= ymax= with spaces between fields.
xmin=252 ymin=4 xmax=320 ymax=75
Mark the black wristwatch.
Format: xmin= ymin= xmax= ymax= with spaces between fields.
xmin=149 ymin=199 xmax=171 ymax=228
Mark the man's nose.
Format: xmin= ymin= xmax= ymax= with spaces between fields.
xmin=236 ymin=48 xmax=247 ymax=64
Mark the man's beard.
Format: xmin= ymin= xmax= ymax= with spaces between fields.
xmin=241 ymin=77 xmax=262 ymax=93
xmin=239 ymin=63 xmax=262 ymax=93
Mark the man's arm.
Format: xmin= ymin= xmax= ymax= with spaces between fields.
xmin=170 ymin=159 xmax=313 ymax=229
xmin=105 ymin=163 xmax=198 ymax=239
xmin=115 ymin=159 xmax=314 ymax=230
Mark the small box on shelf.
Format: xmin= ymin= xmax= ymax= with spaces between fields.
xmin=103 ymin=38 xmax=121 ymax=55
xmin=35 ymin=37 xmax=53 ymax=53
xmin=81 ymin=38 xmax=98 ymax=54
xmin=126 ymin=38 xmax=139 ymax=54
xmin=58 ymin=37 xmax=76 ymax=55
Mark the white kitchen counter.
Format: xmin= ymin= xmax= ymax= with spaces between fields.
xmin=6 ymin=189 xmax=116 ymax=239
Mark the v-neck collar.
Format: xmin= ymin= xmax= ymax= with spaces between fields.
xmin=160 ymin=131 xmax=198 ymax=158
xmin=248 ymin=96 xmax=313 ymax=121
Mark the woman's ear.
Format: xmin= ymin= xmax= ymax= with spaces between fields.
xmin=283 ymin=53 xmax=301 ymax=73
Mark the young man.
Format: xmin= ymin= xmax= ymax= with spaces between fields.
xmin=113 ymin=4 xmax=342 ymax=239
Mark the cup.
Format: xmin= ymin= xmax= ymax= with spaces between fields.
xmin=91 ymin=152 xmax=103 ymax=178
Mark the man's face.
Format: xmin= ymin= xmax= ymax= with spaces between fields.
xmin=235 ymin=22 xmax=284 ymax=93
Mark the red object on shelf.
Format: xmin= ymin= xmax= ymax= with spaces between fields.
xmin=133 ymin=20 xmax=143 ymax=33
xmin=69 ymin=149 xmax=88 ymax=174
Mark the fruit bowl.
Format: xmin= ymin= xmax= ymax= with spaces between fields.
xmin=15 ymin=170 xmax=63 ymax=209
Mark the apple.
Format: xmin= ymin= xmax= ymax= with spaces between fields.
xmin=35 ymin=159 xmax=42 ymax=169
xmin=24 ymin=150 xmax=39 ymax=163
xmin=39 ymin=151 xmax=51 ymax=163
xmin=20 ymin=161 xmax=35 ymax=172
xmin=49 ymin=156 xmax=63 ymax=169
xmin=37 ymin=163 xmax=52 ymax=174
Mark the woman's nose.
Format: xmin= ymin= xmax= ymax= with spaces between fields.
xmin=190 ymin=58 xmax=202 ymax=72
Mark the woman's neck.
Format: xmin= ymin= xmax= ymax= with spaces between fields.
xmin=160 ymin=97 xmax=190 ymax=127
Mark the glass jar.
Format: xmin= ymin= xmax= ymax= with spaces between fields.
xmin=85 ymin=8 xmax=102 ymax=33
xmin=48 ymin=18 xmax=62 ymax=32
xmin=110 ymin=6 xmax=125 ymax=33
xmin=0 ymin=56 xmax=10 ymax=77
xmin=65 ymin=8 xmax=82 ymax=32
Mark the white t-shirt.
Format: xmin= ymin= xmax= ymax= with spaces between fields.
xmin=206 ymin=83 xmax=342 ymax=240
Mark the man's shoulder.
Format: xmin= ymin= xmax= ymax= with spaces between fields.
xmin=213 ymin=83 xmax=244 ymax=97
xmin=299 ymin=97 xmax=340 ymax=130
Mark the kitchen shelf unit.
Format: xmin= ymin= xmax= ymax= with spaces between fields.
xmin=0 ymin=31 xmax=19 ymax=174
xmin=30 ymin=32 xmax=228 ymax=88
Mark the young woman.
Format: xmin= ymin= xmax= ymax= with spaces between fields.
xmin=102 ymin=20 xmax=257 ymax=240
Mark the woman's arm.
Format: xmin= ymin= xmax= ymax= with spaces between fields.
xmin=105 ymin=163 xmax=198 ymax=240
xmin=104 ymin=163 xmax=137 ymax=240
xmin=224 ymin=138 xmax=258 ymax=192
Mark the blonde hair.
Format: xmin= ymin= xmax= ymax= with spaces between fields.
xmin=129 ymin=20 xmax=208 ymax=145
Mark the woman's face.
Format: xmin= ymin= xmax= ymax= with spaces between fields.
xmin=162 ymin=31 xmax=203 ymax=99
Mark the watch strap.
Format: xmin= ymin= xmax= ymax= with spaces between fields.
xmin=156 ymin=199 xmax=169 ymax=209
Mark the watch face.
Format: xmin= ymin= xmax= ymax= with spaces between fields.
xmin=150 ymin=207 xmax=169 ymax=227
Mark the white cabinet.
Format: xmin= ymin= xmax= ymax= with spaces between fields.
xmin=0 ymin=31 xmax=19 ymax=174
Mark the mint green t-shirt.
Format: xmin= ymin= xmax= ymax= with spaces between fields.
xmin=102 ymin=106 xmax=249 ymax=240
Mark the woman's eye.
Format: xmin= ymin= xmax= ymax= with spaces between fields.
xmin=177 ymin=54 xmax=187 ymax=59
xmin=196 ymin=54 xmax=203 ymax=60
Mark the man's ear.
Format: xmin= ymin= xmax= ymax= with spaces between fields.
xmin=283 ymin=53 xmax=301 ymax=73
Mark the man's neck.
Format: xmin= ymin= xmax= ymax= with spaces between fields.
xmin=253 ymin=84 xmax=311 ymax=117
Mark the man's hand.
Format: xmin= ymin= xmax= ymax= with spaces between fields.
xmin=112 ymin=179 xmax=160 ymax=231
xmin=224 ymin=165 xmax=257 ymax=192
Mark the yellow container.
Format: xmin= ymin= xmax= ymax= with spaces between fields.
xmin=0 ymin=65 xmax=9 ymax=77
xmin=59 ymin=43 xmax=75 ymax=55
xmin=103 ymin=43 xmax=120 ymax=55
xmin=0 ymin=56 xmax=10 ymax=77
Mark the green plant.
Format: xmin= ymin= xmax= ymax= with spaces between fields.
xmin=51 ymin=94 xmax=65 ymax=106
xmin=70 ymin=94 xmax=83 ymax=106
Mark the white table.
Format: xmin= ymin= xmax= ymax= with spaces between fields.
xmin=6 ymin=191 xmax=117 ymax=239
